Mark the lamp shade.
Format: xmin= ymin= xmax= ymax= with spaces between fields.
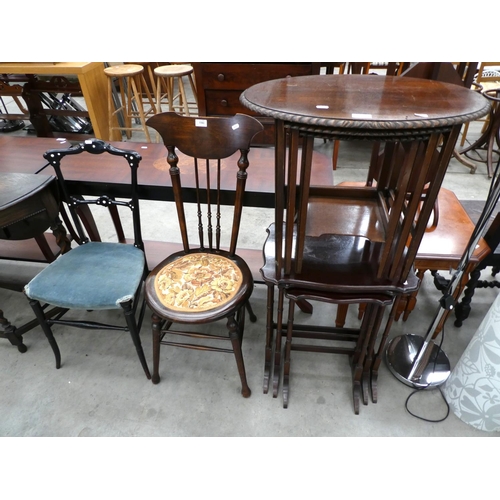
xmin=443 ymin=292 xmax=500 ymax=432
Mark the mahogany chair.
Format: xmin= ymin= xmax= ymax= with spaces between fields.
xmin=24 ymin=139 xmax=151 ymax=379
xmin=144 ymin=112 xmax=263 ymax=397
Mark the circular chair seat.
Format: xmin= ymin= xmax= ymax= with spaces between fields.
xmin=148 ymin=251 xmax=252 ymax=321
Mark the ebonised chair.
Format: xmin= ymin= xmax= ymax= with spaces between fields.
xmin=24 ymin=139 xmax=151 ymax=379
xmin=145 ymin=112 xmax=263 ymax=397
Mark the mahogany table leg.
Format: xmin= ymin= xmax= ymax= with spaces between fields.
xmin=370 ymin=295 xmax=401 ymax=403
xmin=351 ymin=304 xmax=378 ymax=413
xmin=272 ymin=287 xmax=285 ymax=398
xmin=362 ymin=305 xmax=385 ymax=405
xmin=282 ymin=296 xmax=295 ymax=408
xmin=0 ymin=309 xmax=27 ymax=353
xmin=263 ymin=284 xmax=274 ymax=394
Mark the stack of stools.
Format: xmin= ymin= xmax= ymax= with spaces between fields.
xmin=104 ymin=64 xmax=155 ymax=142
xmin=153 ymin=64 xmax=198 ymax=116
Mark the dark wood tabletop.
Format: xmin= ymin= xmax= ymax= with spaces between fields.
xmin=0 ymin=172 xmax=59 ymax=240
xmin=0 ymin=135 xmax=334 ymax=280
xmin=0 ymin=135 xmax=333 ymax=207
xmin=240 ymin=75 xmax=490 ymax=139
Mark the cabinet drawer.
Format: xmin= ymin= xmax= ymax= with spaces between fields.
xmin=199 ymin=63 xmax=318 ymax=90
xmin=205 ymin=90 xmax=250 ymax=115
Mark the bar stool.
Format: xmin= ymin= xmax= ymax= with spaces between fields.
xmin=153 ymin=64 xmax=198 ymax=116
xmin=104 ymin=64 xmax=155 ymax=142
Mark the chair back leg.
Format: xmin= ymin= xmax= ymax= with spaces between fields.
xmin=120 ymin=300 xmax=151 ymax=379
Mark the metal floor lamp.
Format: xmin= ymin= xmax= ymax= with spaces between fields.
xmin=386 ymin=153 xmax=500 ymax=389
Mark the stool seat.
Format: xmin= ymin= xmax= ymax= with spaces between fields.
xmin=154 ymin=64 xmax=194 ymax=78
xmin=104 ymin=64 xmax=144 ymax=78
xmin=153 ymin=64 xmax=198 ymax=117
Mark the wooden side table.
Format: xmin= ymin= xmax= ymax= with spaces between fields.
xmin=0 ymin=172 xmax=69 ymax=352
xmin=241 ymin=75 xmax=490 ymax=410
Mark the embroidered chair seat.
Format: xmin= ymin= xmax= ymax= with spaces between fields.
xmin=154 ymin=252 xmax=246 ymax=313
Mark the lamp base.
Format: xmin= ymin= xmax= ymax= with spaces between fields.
xmin=385 ymin=334 xmax=450 ymax=389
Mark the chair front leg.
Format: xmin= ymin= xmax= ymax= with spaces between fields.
xmin=227 ymin=314 xmax=251 ymax=398
xmin=28 ymin=298 xmax=61 ymax=369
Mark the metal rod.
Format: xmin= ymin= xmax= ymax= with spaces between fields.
xmin=406 ymin=153 xmax=500 ymax=384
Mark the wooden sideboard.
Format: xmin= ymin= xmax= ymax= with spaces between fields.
xmin=192 ymin=63 xmax=321 ymax=144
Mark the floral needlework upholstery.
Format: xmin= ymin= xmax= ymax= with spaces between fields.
xmin=443 ymin=292 xmax=500 ymax=432
xmin=154 ymin=252 xmax=243 ymax=312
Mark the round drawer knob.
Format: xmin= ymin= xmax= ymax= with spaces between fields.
xmin=217 ymin=73 xmax=225 ymax=82
xmin=221 ymin=99 xmax=228 ymax=107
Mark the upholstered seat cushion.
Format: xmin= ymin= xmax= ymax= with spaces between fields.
xmin=154 ymin=252 xmax=243 ymax=312
xmin=24 ymin=242 xmax=145 ymax=310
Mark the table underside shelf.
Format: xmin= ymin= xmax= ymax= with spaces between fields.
xmin=306 ymin=187 xmax=388 ymax=243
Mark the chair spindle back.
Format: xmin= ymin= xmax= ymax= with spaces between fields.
xmin=146 ymin=112 xmax=264 ymax=256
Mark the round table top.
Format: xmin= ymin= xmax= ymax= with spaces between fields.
xmin=240 ymin=75 xmax=490 ymax=137
xmin=0 ymin=172 xmax=55 ymax=212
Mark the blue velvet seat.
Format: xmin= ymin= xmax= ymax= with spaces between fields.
xmin=25 ymin=242 xmax=145 ymax=310
xmin=24 ymin=139 xmax=151 ymax=379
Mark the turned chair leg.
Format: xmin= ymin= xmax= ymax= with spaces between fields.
xmin=151 ymin=313 xmax=162 ymax=384
xmin=455 ymin=266 xmax=483 ymax=327
xmin=227 ymin=314 xmax=251 ymax=398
